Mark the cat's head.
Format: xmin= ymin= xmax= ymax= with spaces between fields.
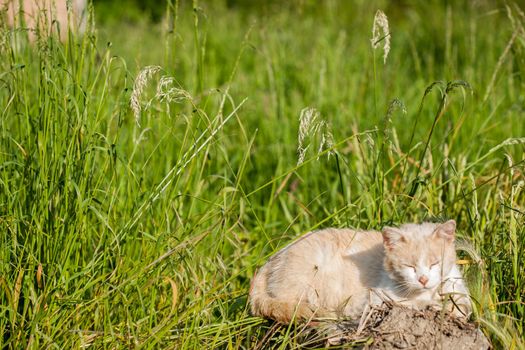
xmin=381 ymin=220 xmax=457 ymax=293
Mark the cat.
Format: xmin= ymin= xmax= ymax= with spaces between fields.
xmin=249 ymin=220 xmax=472 ymax=324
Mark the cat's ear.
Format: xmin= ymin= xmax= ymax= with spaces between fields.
xmin=382 ymin=227 xmax=406 ymax=250
xmin=432 ymin=220 xmax=456 ymax=242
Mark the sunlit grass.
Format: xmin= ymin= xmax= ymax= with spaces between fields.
xmin=0 ymin=1 xmax=524 ymax=348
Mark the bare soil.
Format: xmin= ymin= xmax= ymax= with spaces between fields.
xmin=325 ymin=305 xmax=491 ymax=349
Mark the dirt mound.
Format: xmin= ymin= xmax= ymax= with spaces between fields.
xmin=326 ymin=305 xmax=490 ymax=349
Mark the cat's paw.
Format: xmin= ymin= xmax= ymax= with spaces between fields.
xmin=397 ymin=298 xmax=439 ymax=311
xmin=425 ymin=301 xmax=443 ymax=312
xmin=449 ymin=302 xmax=472 ymax=319
xmin=441 ymin=295 xmax=472 ymax=319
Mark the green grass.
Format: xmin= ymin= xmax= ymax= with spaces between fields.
xmin=1 ymin=0 xmax=525 ymax=348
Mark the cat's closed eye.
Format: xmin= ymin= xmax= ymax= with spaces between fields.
xmin=403 ymin=264 xmax=416 ymax=272
xmin=430 ymin=261 xmax=440 ymax=268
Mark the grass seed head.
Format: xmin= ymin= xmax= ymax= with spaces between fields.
xmin=297 ymin=107 xmax=335 ymax=165
xmin=130 ymin=65 xmax=162 ymax=124
xmin=297 ymin=107 xmax=319 ymax=165
xmin=371 ymin=9 xmax=390 ymax=64
xmin=156 ymin=76 xmax=192 ymax=103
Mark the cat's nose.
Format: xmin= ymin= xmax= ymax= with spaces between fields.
xmin=418 ymin=275 xmax=429 ymax=286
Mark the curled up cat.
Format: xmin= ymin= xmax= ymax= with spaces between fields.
xmin=249 ymin=220 xmax=472 ymax=324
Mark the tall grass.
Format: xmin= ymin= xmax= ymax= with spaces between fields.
xmin=1 ymin=1 xmax=524 ymax=348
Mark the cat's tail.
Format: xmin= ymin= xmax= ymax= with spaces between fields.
xmin=249 ymin=265 xmax=326 ymax=324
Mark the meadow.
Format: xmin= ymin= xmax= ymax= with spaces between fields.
xmin=1 ymin=0 xmax=524 ymax=348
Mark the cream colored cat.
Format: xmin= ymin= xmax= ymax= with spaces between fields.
xmin=250 ymin=220 xmax=471 ymax=324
